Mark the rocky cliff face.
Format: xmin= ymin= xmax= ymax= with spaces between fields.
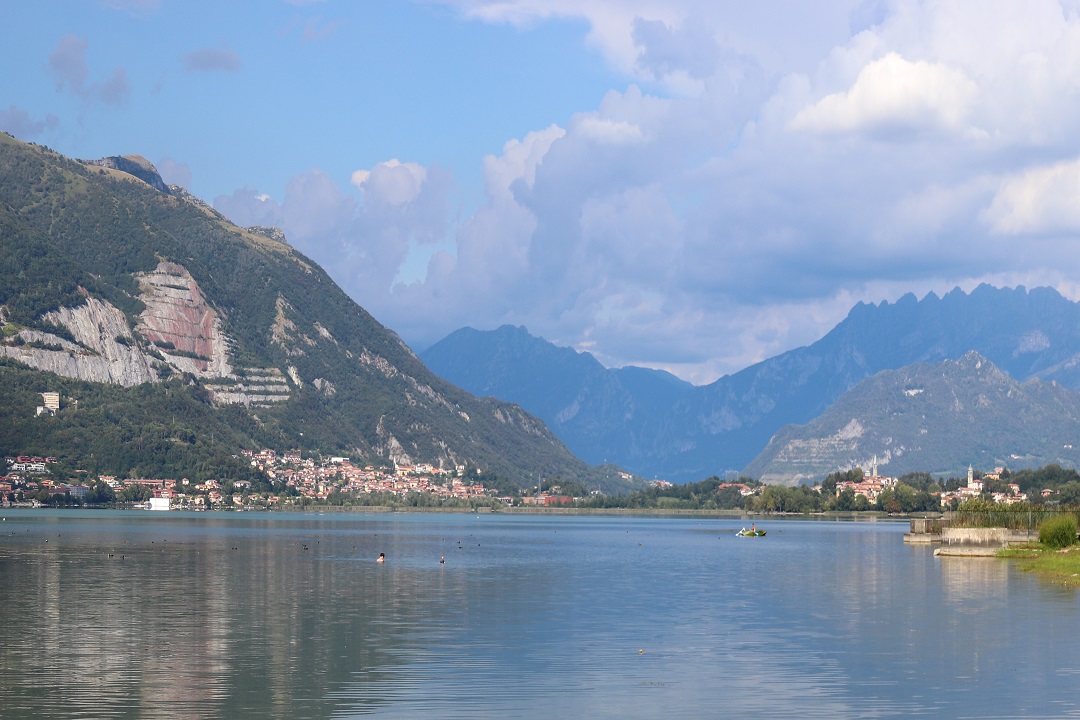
xmin=83 ymin=155 xmax=171 ymax=194
xmin=0 ymin=261 xmax=290 ymax=406
xmin=135 ymin=262 xmax=233 ymax=378
xmin=0 ymin=295 xmax=159 ymax=386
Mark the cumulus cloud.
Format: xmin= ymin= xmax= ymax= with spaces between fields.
xmin=0 ymin=105 xmax=59 ymax=139
xmin=183 ymin=47 xmax=242 ymax=72
xmin=215 ymin=160 xmax=453 ymax=316
xmin=632 ymin=16 xmax=716 ymax=78
xmin=789 ymin=52 xmax=978 ymax=137
xmin=212 ymin=1 xmax=1080 ymax=381
xmin=984 ymin=158 xmax=1080 ymax=235
xmin=351 ymin=160 xmax=427 ymax=207
xmin=48 ymin=34 xmax=130 ymax=106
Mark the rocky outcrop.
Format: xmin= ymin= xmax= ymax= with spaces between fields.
xmin=0 ymin=263 xmax=291 ymax=406
xmin=0 ymin=296 xmax=160 ymax=386
xmin=247 ymin=226 xmax=289 ymax=245
xmin=135 ymin=262 xmax=233 ymax=378
xmin=205 ymin=369 xmax=291 ymax=407
xmin=85 ymin=155 xmax=171 ymax=194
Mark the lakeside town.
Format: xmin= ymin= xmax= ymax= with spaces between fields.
xmin=2 ymin=446 xmax=1070 ymax=513
xmin=1 ymin=450 xmax=508 ymax=509
xmin=2 ymin=449 xmax=637 ymax=509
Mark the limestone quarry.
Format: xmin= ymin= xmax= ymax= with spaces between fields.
xmin=0 ymin=261 xmax=290 ymax=407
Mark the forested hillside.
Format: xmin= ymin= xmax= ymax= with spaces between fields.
xmin=0 ymin=134 xmax=635 ymax=491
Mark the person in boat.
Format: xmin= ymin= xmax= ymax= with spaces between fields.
xmin=377 ymin=552 xmax=385 ymax=563
xmin=751 ymin=523 xmax=757 ymax=533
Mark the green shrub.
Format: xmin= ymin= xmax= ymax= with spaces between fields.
xmin=1039 ymin=515 xmax=1079 ymax=549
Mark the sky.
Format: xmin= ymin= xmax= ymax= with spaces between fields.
xmin=6 ymin=1 xmax=1080 ymax=384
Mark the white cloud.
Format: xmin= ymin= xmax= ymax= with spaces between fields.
xmin=789 ymin=52 xmax=978 ymax=136
xmin=351 ymin=159 xmax=428 ymax=206
xmin=483 ymin=124 xmax=565 ymax=200
xmin=575 ymin=116 xmax=646 ymax=145
xmin=219 ymin=1 xmax=1080 ymax=382
xmin=984 ymin=157 xmax=1080 ymax=235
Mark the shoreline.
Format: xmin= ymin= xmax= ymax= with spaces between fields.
xmin=0 ymin=504 xmax=921 ymax=521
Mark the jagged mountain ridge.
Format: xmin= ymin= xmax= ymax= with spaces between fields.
xmin=423 ymin=286 xmax=1080 ymax=482
xmin=0 ymin=133 xmax=631 ymax=490
xmin=657 ymin=284 xmax=1080 ymax=481
xmin=742 ymin=352 xmax=1080 ymax=484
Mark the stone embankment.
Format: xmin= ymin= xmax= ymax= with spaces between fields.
xmin=904 ymin=518 xmax=1035 ymax=556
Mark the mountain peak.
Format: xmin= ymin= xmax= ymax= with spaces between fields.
xmin=0 ymin=134 xmax=633 ymax=490
xmin=83 ymin=154 xmax=171 ymax=194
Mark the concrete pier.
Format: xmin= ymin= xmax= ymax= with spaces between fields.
xmin=933 ymin=527 xmax=1035 ymax=556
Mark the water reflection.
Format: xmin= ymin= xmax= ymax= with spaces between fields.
xmin=939 ymin=556 xmax=1011 ymax=600
xmin=2 ymin=513 xmax=1079 ymax=718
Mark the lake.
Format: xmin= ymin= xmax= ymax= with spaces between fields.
xmin=1 ymin=510 xmax=1078 ymax=719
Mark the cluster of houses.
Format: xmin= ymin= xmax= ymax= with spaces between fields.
xmin=1 ymin=450 xmax=501 ymax=509
xmin=0 ymin=456 xmax=79 ymax=504
xmin=243 ymin=450 xmax=494 ymax=504
xmin=717 ymin=482 xmax=759 ymax=497
xmin=832 ymin=472 xmax=899 ymax=503
xmin=830 ymin=464 xmax=1029 ymax=507
xmin=937 ymin=466 xmax=1028 ymax=506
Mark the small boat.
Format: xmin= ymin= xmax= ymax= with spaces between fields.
xmin=737 ymin=528 xmax=766 ymax=537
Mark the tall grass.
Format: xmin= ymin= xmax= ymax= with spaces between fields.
xmin=952 ymin=500 xmax=1079 ymax=531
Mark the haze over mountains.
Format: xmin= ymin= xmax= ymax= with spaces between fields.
xmin=423 ymin=285 xmax=1080 ymax=483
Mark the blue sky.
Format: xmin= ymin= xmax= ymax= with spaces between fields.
xmin=6 ymin=1 xmax=1080 ymax=384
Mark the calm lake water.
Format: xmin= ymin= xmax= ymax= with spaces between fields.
xmin=1 ymin=510 xmax=1079 ymax=719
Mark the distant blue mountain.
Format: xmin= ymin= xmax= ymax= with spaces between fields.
xmin=422 ymin=285 xmax=1080 ymax=482
xmin=420 ymin=325 xmax=692 ymax=467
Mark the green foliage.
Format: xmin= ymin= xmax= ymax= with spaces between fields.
xmin=1039 ymin=515 xmax=1079 ymax=549
xmin=578 ymin=475 xmax=761 ymax=510
xmin=0 ymin=360 xmax=268 ymax=483
xmin=953 ymin=500 xmax=1071 ymax=531
xmin=875 ymin=482 xmax=939 ymax=513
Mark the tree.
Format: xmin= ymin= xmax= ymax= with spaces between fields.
xmin=834 ymin=488 xmax=856 ymax=511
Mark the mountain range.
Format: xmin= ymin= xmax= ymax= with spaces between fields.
xmin=742 ymin=352 xmax=1080 ymax=483
xmin=423 ymin=285 xmax=1080 ymax=483
xmin=7 ymin=131 xmax=1080 ymax=490
xmin=0 ymin=133 xmax=636 ymax=492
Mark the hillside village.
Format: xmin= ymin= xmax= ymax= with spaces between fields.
xmin=0 ymin=450 xmax=500 ymax=509
xmin=834 ymin=465 xmax=1029 ymax=508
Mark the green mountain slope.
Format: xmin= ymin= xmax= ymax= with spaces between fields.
xmin=0 ymin=133 xmax=633 ymax=491
xmin=742 ymin=352 xmax=1080 ymax=484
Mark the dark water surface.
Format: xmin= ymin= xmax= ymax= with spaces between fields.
xmin=1 ymin=510 xmax=1078 ymax=718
